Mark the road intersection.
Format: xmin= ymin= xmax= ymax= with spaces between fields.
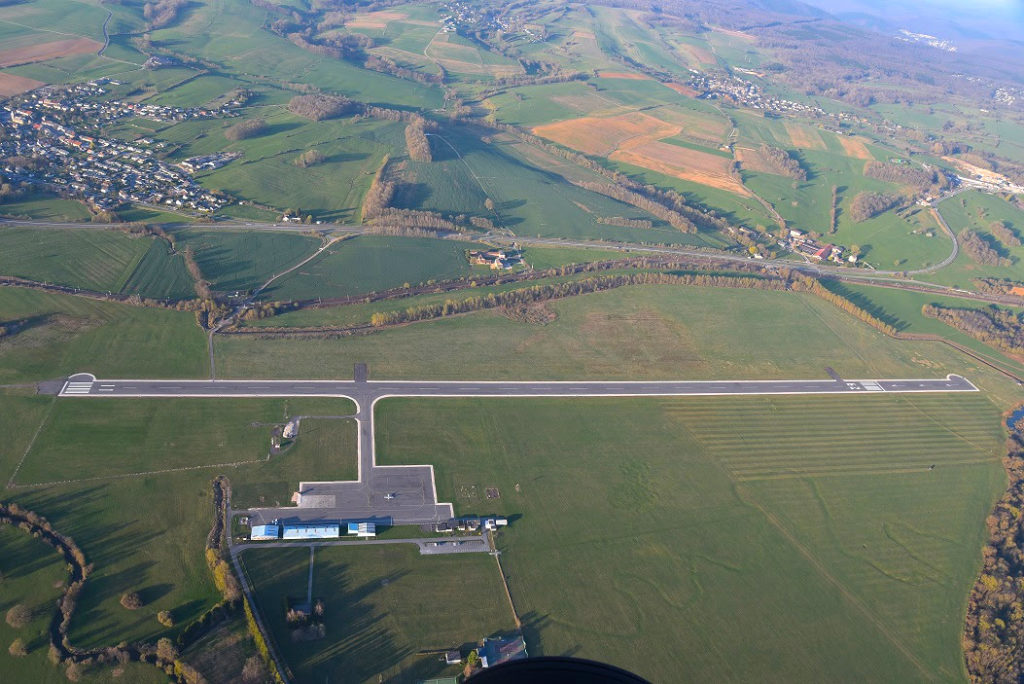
xmin=58 ymin=370 xmax=979 ymax=526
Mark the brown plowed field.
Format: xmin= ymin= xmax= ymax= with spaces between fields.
xmin=346 ymin=11 xmax=408 ymax=29
xmin=783 ymin=123 xmax=826 ymax=150
xmin=532 ymin=112 xmax=681 ymax=157
xmin=0 ymin=72 xmax=44 ymax=95
xmin=0 ymin=38 xmax=101 ymax=68
xmin=735 ymin=147 xmax=776 ymax=174
xmin=598 ymin=71 xmax=651 ymax=80
xmin=837 ymin=136 xmax=873 ymax=160
xmin=611 ymin=141 xmax=750 ymax=196
xmin=664 ymin=82 xmax=699 ymax=97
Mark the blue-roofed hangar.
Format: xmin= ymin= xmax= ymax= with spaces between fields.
xmin=250 ymin=524 xmax=280 ymax=540
xmin=282 ymin=522 xmax=340 ymax=540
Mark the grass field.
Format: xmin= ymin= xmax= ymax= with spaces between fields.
xmin=263 ymin=235 xmax=482 ymax=301
xmin=930 ymin=191 xmax=1024 ymax=287
xmin=0 ymin=227 xmax=152 ymax=292
xmin=159 ymin=112 xmax=402 ymax=222
xmin=376 ymin=393 xmax=1007 ymax=682
xmin=0 ymin=525 xmax=168 ymax=683
xmin=216 ymin=284 xmax=1017 ymax=397
xmin=0 ymin=288 xmax=207 ymax=383
xmin=397 ymin=126 xmax=692 ymax=245
xmin=823 ymin=282 xmax=1024 ymax=377
xmin=172 ymin=230 xmax=320 ymax=294
xmin=0 ymin=193 xmax=92 ymax=222
xmin=240 ymin=544 xmax=516 ymax=683
xmin=0 ymin=393 xmax=355 ymax=655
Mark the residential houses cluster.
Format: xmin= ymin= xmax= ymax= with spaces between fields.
xmin=688 ymin=69 xmax=828 ymax=119
xmin=0 ymin=85 xmax=235 ymax=212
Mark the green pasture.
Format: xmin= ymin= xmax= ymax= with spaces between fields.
xmin=215 ymin=284 xmax=1019 ymax=404
xmin=264 ymin=235 xmax=481 ymax=301
xmin=398 ymin=126 xmax=691 ymax=244
xmin=240 ymin=544 xmax=515 ymax=683
xmin=0 ymin=194 xmax=92 ymax=222
xmin=376 ymin=392 xmax=1006 ymax=682
xmin=0 ymin=287 xmax=207 ymax=383
xmin=0 ymin=227 xmax=151 ymax=292
xmin=0 ymin=525 xmax=167 ymax=683
xmin=159 ymin=111 xmax=401 ymax=222
xmin=172 ymin=230 xmax=320 ymax=294
xmin=824 ymin=282 xmax=1024 ymax=378
xmin=930 ymin=191 xmax=1024 ymax=287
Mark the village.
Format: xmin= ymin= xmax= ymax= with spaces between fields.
xmin=0 ymin=83 xmax=234 ymax=212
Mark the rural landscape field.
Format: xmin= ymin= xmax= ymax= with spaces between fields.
xmin=0 ymin=0 xmax=1023 ymax=682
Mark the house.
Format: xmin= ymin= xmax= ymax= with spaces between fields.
xmin=811 ymin=245 xmax=832 ymax=260
xmin=445 ymin=650 xmax=462 ymax=665
xmin=468 ymin=249 xmax=521 ymax=270
xmin=478 ymin=635 xmax=527 ymax=669
xmin=250 ymin=524 xmax=280 ymax=540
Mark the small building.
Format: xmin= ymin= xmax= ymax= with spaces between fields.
xmin=282 ymin=522 xmax=340 ymax=540
xmin=445 ymin=650 xmax=462 ymax=665
xmin=347 ymin=522 xmax=376 ymax=538
xmin=250 ymin=524 xmax=280 ymax=540
xmin=811 ymin=245 xmax=832 ymax=260
xmin=479 ymin=635 xmax=528 ymax=669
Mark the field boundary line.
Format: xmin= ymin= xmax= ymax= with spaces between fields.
xmin=6 ymin=396 xmax=55 ymax=488
xmin=737 ymin=485 xmax=935 ymax=680
xmin=8 ymin=454 xmax=271 ymax=489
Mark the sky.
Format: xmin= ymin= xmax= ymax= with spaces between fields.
xmin=799 ymin=0 xmax=1024 ymax=42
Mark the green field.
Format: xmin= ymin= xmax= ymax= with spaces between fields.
xmin=172 ymin=230 xmax=320 ymax=294
xmin=0 ymin=227 xmax=152 ymax=292
xmin=930 ymin=191 xmax=1024 ymax=287
xmin=0 ymin=287 xmax=207 ymax=383
xmin=158 ymin=112 xmax=401 ymax=222
xmin=0 ymin=393 xmax=354 ymax=655
xmin=397 ymin=126 xmax=695 ymax=245
xmin=823 ymin=282 xmax=1024 ymax=377
xmin=0 ymin=525 xmax=168 ymax=684
xmin=0 ymin=227 xmax=198 ymax=300
xmin=215 ymin=284 xmax=1019 ymax=400
xmin=264 ymin=235 xmax=482 ymax=301
xmin=376 ymin=393 xmax=1006 ymax=682
xmin=0 ymin=194 xmax=92 ymax=222
xmin=240 ymin=544 xmax=516 ymax=683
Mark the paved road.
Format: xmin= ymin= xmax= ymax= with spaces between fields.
xmin=231 ymin=535 xmax=490 ymax=556
xmin=58 ymin=371 xmax=978 ymax=526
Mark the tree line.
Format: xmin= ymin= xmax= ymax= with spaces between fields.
xmin=964 ymin=430 xmax=1024 ymax=683
xmin=758 ymin=144 xmax=806 ymax=181
xmin=863 ymin=161 xmax=938 ymax=191
xmin=923 ymin=303 xmax=1024 ymax=355
xmin=405 ymin=118 xmax=433 ymax=162
xmin=960 ymin=230 xmax=1015 ymax=268
xmin=990 ymin=221 xmax=1021 ymax=249
xmin=224 ymin=118 xmax=267 ymax=141
xmin=849 ymin=191 xmax=901 ymax=222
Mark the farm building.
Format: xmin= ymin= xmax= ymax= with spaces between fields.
xmin=250 ymin=524 xmax=280 ymax=540
xmin=347 ymin=522 xmax=377 ymax=537
xmin=468 ymin=249 xmax=522 ymax=270
xmin=479 ymin=635 xmax=528 ymax=669
xmin=282 ymin=522 xmax=340 ymax=540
